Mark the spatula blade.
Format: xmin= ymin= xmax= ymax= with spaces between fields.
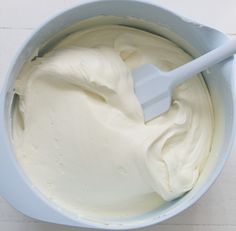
xmin=142 ymin=95 xmax=171 ymax=121
xmin=132 ymin=64 xmax=171 ymax=122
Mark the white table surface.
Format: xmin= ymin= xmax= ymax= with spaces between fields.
xmin=0 ymin=1 xmax=236 ymax=230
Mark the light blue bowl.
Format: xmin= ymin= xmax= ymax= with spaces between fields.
xmin=0 ymin=0 xmax=235 ymax=229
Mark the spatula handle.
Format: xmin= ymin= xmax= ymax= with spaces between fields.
xmin=167 ymin=38 xmax=236 ymax=87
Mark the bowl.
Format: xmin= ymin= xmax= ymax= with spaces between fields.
xmin=0 ymin=0 xmax=235 ymax=229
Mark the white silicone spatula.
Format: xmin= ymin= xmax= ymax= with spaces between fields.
xmin=132 ymin=39 xmax=236 ymax=121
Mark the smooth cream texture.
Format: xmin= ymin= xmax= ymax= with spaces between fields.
xmin=13 ymin=25 xmax=213 ymax=219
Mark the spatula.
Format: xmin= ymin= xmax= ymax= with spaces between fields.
xmin=132 ymin=39 xmax=236 ymax=122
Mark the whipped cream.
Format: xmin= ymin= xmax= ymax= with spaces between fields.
xmin=12 ymin=25 xmax=213 ymax=219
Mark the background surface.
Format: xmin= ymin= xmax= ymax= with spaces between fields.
xmin=0 ymin=0 xmax=236 ymax=230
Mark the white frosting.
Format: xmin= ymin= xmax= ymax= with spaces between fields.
xmin=12 ymin=25 xmax=213 ymax=219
